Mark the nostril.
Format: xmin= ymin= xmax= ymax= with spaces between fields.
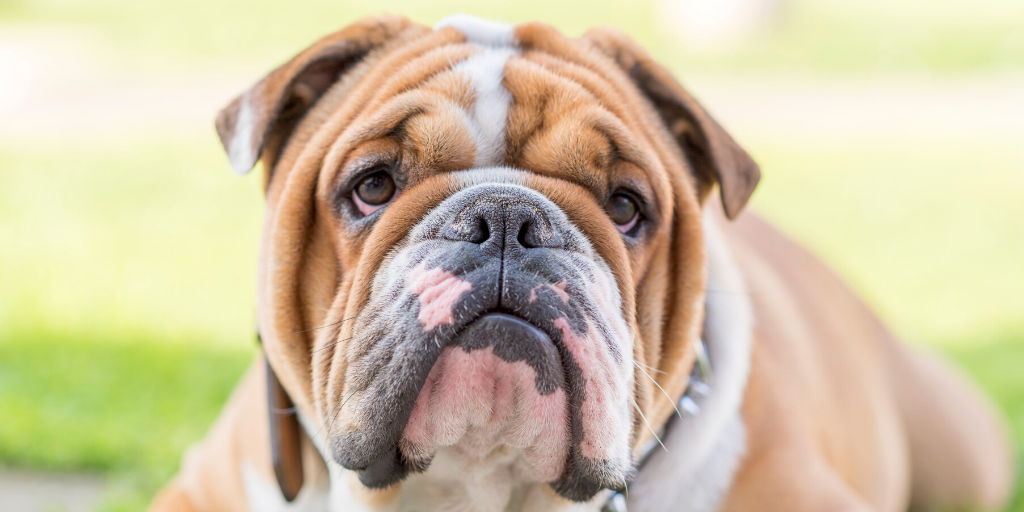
xmin=443 ymin=211 xmax=494 ymax=244
xmin=443 ymin=197 xmax=562 ymax=248
xmin=517 ymin=221 xmax=533 ymax=248
xmin=472 ymin=217 xmax=491 ymax=244
xmin=516 ymin=217 xmax=562 ymax=249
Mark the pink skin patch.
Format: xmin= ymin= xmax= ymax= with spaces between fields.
xmin=408 ymin=266 xmax=473 ymax=331
xmin=402 ymin=346 xmax=570 ymax=480
xmin=553 ymin=316 xmax=627 ymax=461
xmin=528 ymin=280 xmax=571 ymax=304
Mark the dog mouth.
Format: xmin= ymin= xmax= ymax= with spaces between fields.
xmin=335 ymin=307 xmax=572 ymax=487
xmin=401 ymin=311 xmax=572 ymax=468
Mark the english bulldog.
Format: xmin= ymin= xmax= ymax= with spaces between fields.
xmin=151 ymin=14 xmax=1015 ymax=512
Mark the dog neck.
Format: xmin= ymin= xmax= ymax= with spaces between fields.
xmin=250 ymin=209 xmax=753 ymax=512
xmin=624 ymin=211 xmax=753 ymax=512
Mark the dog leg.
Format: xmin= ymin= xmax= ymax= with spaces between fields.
xmin=885 ymin=338 xmax=1015 ymax=511
xmin=719 ymin=443 xmax=876 ymax=512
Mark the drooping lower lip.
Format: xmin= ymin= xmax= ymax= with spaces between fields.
xmin=338 ymin=311 xmax=567 ymax=488
xmin=452 ymin=312 xmax=565 ymax=395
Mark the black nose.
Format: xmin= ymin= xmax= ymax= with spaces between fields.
xmin=441 ymin=193 xmax=563 ymax=250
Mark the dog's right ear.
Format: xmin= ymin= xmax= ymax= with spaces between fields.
xmin=215 ymin=15 xmax=417 ymax=176
xmin=582 ymin=27 xmax=760 ymax=219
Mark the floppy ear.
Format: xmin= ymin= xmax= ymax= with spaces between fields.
xmin=220 ymin=16 xmax=420 ymax=502
xmin=582 ymin=27 xmax=760 ymax=219
xmin=215 ymin=15 xmax=415 ymax=176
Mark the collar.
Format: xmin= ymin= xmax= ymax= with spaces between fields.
xmin=600 ymin=338 xmax=712 ymax=512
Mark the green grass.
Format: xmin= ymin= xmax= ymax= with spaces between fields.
xmin=747 ymin=136 xmax=1024 ymax=346
xmin=0 ymin=134 xmax=262 ymax=508
xmin=0 ymin=134 xmax=263 ymax=343
xmin=0 ymin=330 xmax=252 ymax=510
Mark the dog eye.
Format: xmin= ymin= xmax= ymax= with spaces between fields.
xmin=606 ymin=193 xmax=639 ymax=234
xmin=353 ymin=171 xmax=396 ymax=216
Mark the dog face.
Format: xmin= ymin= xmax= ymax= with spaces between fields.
xmin=216 ymin=15 xmax=758 ymax=503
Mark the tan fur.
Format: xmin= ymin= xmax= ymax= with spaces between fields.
xmin=153 ymin=15 xmax=1014 ymax=512
xmin=709 ymin=209 xmax=1013 ymax=512
xmin=151 ymin=359 xmax=329 ymax=512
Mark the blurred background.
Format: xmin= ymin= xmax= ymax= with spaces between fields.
xmin=0 ymin=0 xmax=1021 ymax=510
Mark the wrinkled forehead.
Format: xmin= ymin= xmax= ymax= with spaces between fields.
xmin=320 ymin=15 xmax=667 ymax=205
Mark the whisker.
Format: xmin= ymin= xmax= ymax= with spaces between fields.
xmin=314 ymin=387 xmax=360 ymax=457
xmin=633 ymin=360 xmax=682 ymax=419
xmin=287 ymin=336 xmax=354 ymax=365
xmin=292 ymin=315 xmax=360 ymax=335
xmin=629 ymin=396 xmax=667 ymax=453
xmin=633 ymin=360 xmax=665 ymax=375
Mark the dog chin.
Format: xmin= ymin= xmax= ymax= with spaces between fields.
xmin=400 ymin=313 xmax=571 ymax=482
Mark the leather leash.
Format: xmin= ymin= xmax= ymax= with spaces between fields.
xmin=258 ymin=333 xmax=305 ymax=502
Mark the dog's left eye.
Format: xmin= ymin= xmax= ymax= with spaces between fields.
xmin=606 ymin=193 xmax=640 ymax=234
xmin=353 ymin=171 xmax=396 ymax=216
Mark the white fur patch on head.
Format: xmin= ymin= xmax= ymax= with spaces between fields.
xmin=435 ymin=14 xmax=516 ymax=47
xmin=451 ymin=46 xmax=518 ymax=167
xmin=228 ymin=98 xmax=258 ymax=175
xmin=437 ymin=15 xmax=519 ymax=167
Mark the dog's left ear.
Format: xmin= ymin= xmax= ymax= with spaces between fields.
xmin=582 ymin=27 xmax=760 ymax=219
xmin=215 ymin=15 xmax=418 ymax=176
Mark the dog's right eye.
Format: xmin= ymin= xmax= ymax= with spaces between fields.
xmin=353 ymin=171 xmax=396 ymax=216
xmin=606 ymin=192 xmax=640 ymax=234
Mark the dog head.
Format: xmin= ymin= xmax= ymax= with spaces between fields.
xmin=216 ymin=14 xmax=758 ymax=504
